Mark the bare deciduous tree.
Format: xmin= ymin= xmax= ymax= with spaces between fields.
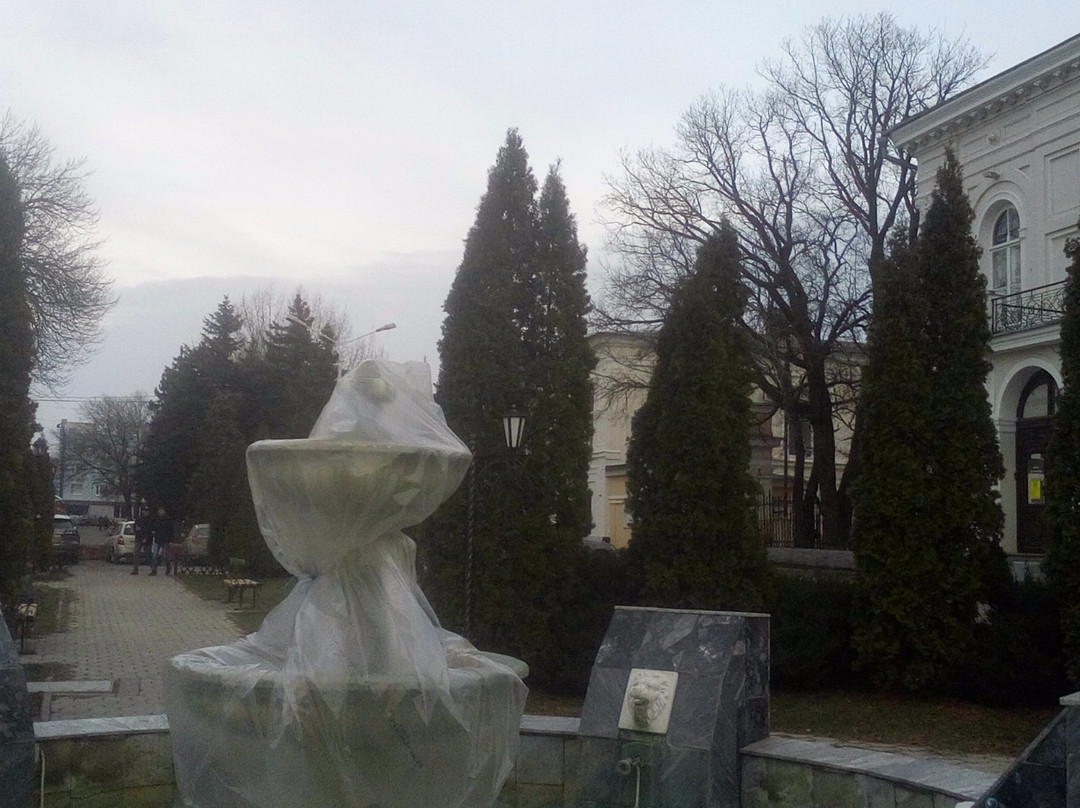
xmin=598 ymin=14 xmax=984 ymax=546
xmin=66 ymin=394 xmax=151 ymax=517
xmin=237 ymin=285 xmax=380 ymax=372
xmin=1 ymin=112 xmax=114 ymax=390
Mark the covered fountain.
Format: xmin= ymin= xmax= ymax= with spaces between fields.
xmin=165 ymin=360 xmax=528 ymax=808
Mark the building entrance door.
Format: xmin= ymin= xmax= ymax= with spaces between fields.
xmin=1015 ymin=371 xmax=1056 ymax=554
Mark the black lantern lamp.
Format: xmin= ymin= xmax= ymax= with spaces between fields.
xmin=32 ymin=436 xmax=48 ymax=457
xmin=502 ymin=409 xmax=526 ymax=450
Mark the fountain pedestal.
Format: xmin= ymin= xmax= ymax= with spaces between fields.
xmin=166 ymin=361 xmax=527 ymax=808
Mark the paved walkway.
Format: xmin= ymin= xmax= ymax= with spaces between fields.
xmin=25 ymin=560 xmax=244 ymax=719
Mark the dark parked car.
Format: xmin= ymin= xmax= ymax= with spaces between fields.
xmin=52 ymin=515 xmax=81 ymax=565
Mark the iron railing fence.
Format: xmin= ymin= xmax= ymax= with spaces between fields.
xmin=991 ymin=281 xmax=1066 ymax=335
xmin=758 ymin=493 xmax=832 ymax=549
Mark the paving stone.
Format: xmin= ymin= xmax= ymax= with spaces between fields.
xmin=28 ymin=563 xmax=244 ymax=719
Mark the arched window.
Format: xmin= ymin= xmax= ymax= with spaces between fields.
xmin=1017 ymin=370 xmax=1057 ymax=421
xmin=991 ymin=207 xmax=1021 ymax=296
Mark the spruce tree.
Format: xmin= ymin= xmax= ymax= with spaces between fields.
xmin=625 ymin=223 xmax=769 ymax=610
xmin=259 ymin=293 xmax=338 ymax=438
xmin=139 ymin=298 xmax=246 ymax=518
xmin=1046 ymin=227 xmax=1080 ymax=680
xmin=853 ymin=151 xmax=1009 ymax=691
xmin=0 ymin=156 xmax=36 ymax=606
xmin=187 ymin=392 xmax=266 ymax=570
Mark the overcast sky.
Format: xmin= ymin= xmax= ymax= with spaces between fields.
xmin=2 ymin=1 xmax=1076 ymax=437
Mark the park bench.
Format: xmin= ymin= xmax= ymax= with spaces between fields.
xmin=16 ymin=602 xmax=37 ymax=653
xmin=223 ymin=558 xmax=261 ymax=608
xmin=223 ymin=578 xmax=262 ymax=609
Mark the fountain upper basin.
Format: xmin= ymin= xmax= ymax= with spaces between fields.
xmin=246 ymin=440 xmax=470 ymax=575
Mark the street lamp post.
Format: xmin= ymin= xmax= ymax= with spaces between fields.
xmin=56 ymin=420 xmax=67 ymax=498
xmin=284 ymin=316 xmax=396 ymax=378
xmin=464 ymin=410 xmax=526 ymax=637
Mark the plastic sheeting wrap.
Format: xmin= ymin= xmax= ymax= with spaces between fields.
xmin=166 ymin=360 xmax=528 ymax=808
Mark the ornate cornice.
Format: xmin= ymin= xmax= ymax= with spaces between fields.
xmin=891 ymin=34 xmax=1080 ymax=154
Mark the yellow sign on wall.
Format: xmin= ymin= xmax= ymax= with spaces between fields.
xmin=1029 ymin=477 xmax=1043 ymax=504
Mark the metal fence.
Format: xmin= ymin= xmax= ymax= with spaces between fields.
xmin=757 ymin=493 xmax=825 ymax=549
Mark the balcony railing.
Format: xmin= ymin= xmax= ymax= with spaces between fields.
xmin=990 ymin=281 xmax=1066 ymax=335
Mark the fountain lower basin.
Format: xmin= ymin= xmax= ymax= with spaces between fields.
xmin=166 ymin=647 xmax=526 ymax=808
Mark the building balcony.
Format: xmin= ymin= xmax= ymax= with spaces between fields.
xmin=991 ymin=281 xmax=1066 ymax=335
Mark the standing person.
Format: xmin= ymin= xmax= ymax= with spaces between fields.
xmin=149 ymin=506 xmax=175 ymax=576
xmin=164 ymin=524 xmax=182 ymax=575
xmin=131 ymin=513 xmax=151 ymax=575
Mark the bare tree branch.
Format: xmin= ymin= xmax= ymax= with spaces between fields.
xmin=65 ymin=394 xmax=151 ymax=515
xmin=596 ymin=14 xmax=983 ymax=545
xmin=2 ymin=112 xmax=115 ymax=391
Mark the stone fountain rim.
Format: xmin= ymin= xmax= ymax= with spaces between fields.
xmin=247 ymin=439 xmax=470 ymax=456
xmin=168 ymin=648 xmax=528 ymax=685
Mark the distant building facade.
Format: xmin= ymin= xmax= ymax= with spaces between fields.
xmin=587 ymin=332 xmax=849 ymax=548
xmin=51 ymin=420 xmax=126 ymax=519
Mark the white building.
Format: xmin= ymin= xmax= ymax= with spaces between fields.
xmin=587 ymin=332 xmax=788 ymax=548
xmin=891 ymin=34 xmax=1080 ymax=555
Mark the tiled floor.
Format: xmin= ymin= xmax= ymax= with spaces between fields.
xmin=24 ymin=561 xmax=244 ymax=719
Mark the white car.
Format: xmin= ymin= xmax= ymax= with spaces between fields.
xmin=106 ymin=521 xmax=140 ymax=563
xmin=182 ymin=524 xmax=210 ymax=560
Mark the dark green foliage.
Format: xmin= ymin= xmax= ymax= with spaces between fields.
xmin=768 ymin=575 xmax=857 ymax=691
xmin=853 ymin=152 xmax=1009 ymax=692
xmin=957 ymin=577 xmax=1069 ymax=706
xmin=625 ymin=223 xmax=770 ymax=610
xmin=0 ymin=156 xmax=38 ymax=607
xmin=420 ymin=131 xmax=599 ymax=689
xmin=918 ymin=153 xmax=1008 ymax=600
xmin=186 ymin=392 xmax=267 ymax=572
xmin=256 ymin=293 xmax=337 ymax=438
xmin=27 ymin=450 xmax=55 ymax=567
xmin=139 ymin=299 xmax=245 ymax=518
xmin=522 ymin=166 xmax=595 ymax=546
xmin=1046 ymin=228 xmax=1080 ymax=681
xmin=424 ymin=130 xmax=536 ymax=640
xmin=139 ymin=292 xmax=334 ymax=574
xmin=767 ymin=573 xmax=1066 ymax=704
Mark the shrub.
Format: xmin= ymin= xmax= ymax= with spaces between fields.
xmin=769 ymin=574 xmax=859 ymax=691
xmin=958 ymin=576 xmax=1069 ymax=706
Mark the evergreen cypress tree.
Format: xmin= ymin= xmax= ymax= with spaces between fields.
xmin=0 ymin=155 xmax=38 ymax=606
xmin=523 ymin=164 xmax=594 ymax=539
xmin=422 ymin=133 xmax=601 ymax=688
xmin=852 ymin=239 xmax=941 ymax=688
xmin=919 ymin=152 xmax=1008 ymax=601
xmin=505 ymin=164 xmax=598 ymax=688
xmin=424 ymin=130 xmax=535 ymax=647
xmin=853 ymin=151 xmax=1009 ymax=691
xmin=625 ymin=223 xmax=769 ymax=610
xmin=1046 ymin=227 xmax=1080 ymax=680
